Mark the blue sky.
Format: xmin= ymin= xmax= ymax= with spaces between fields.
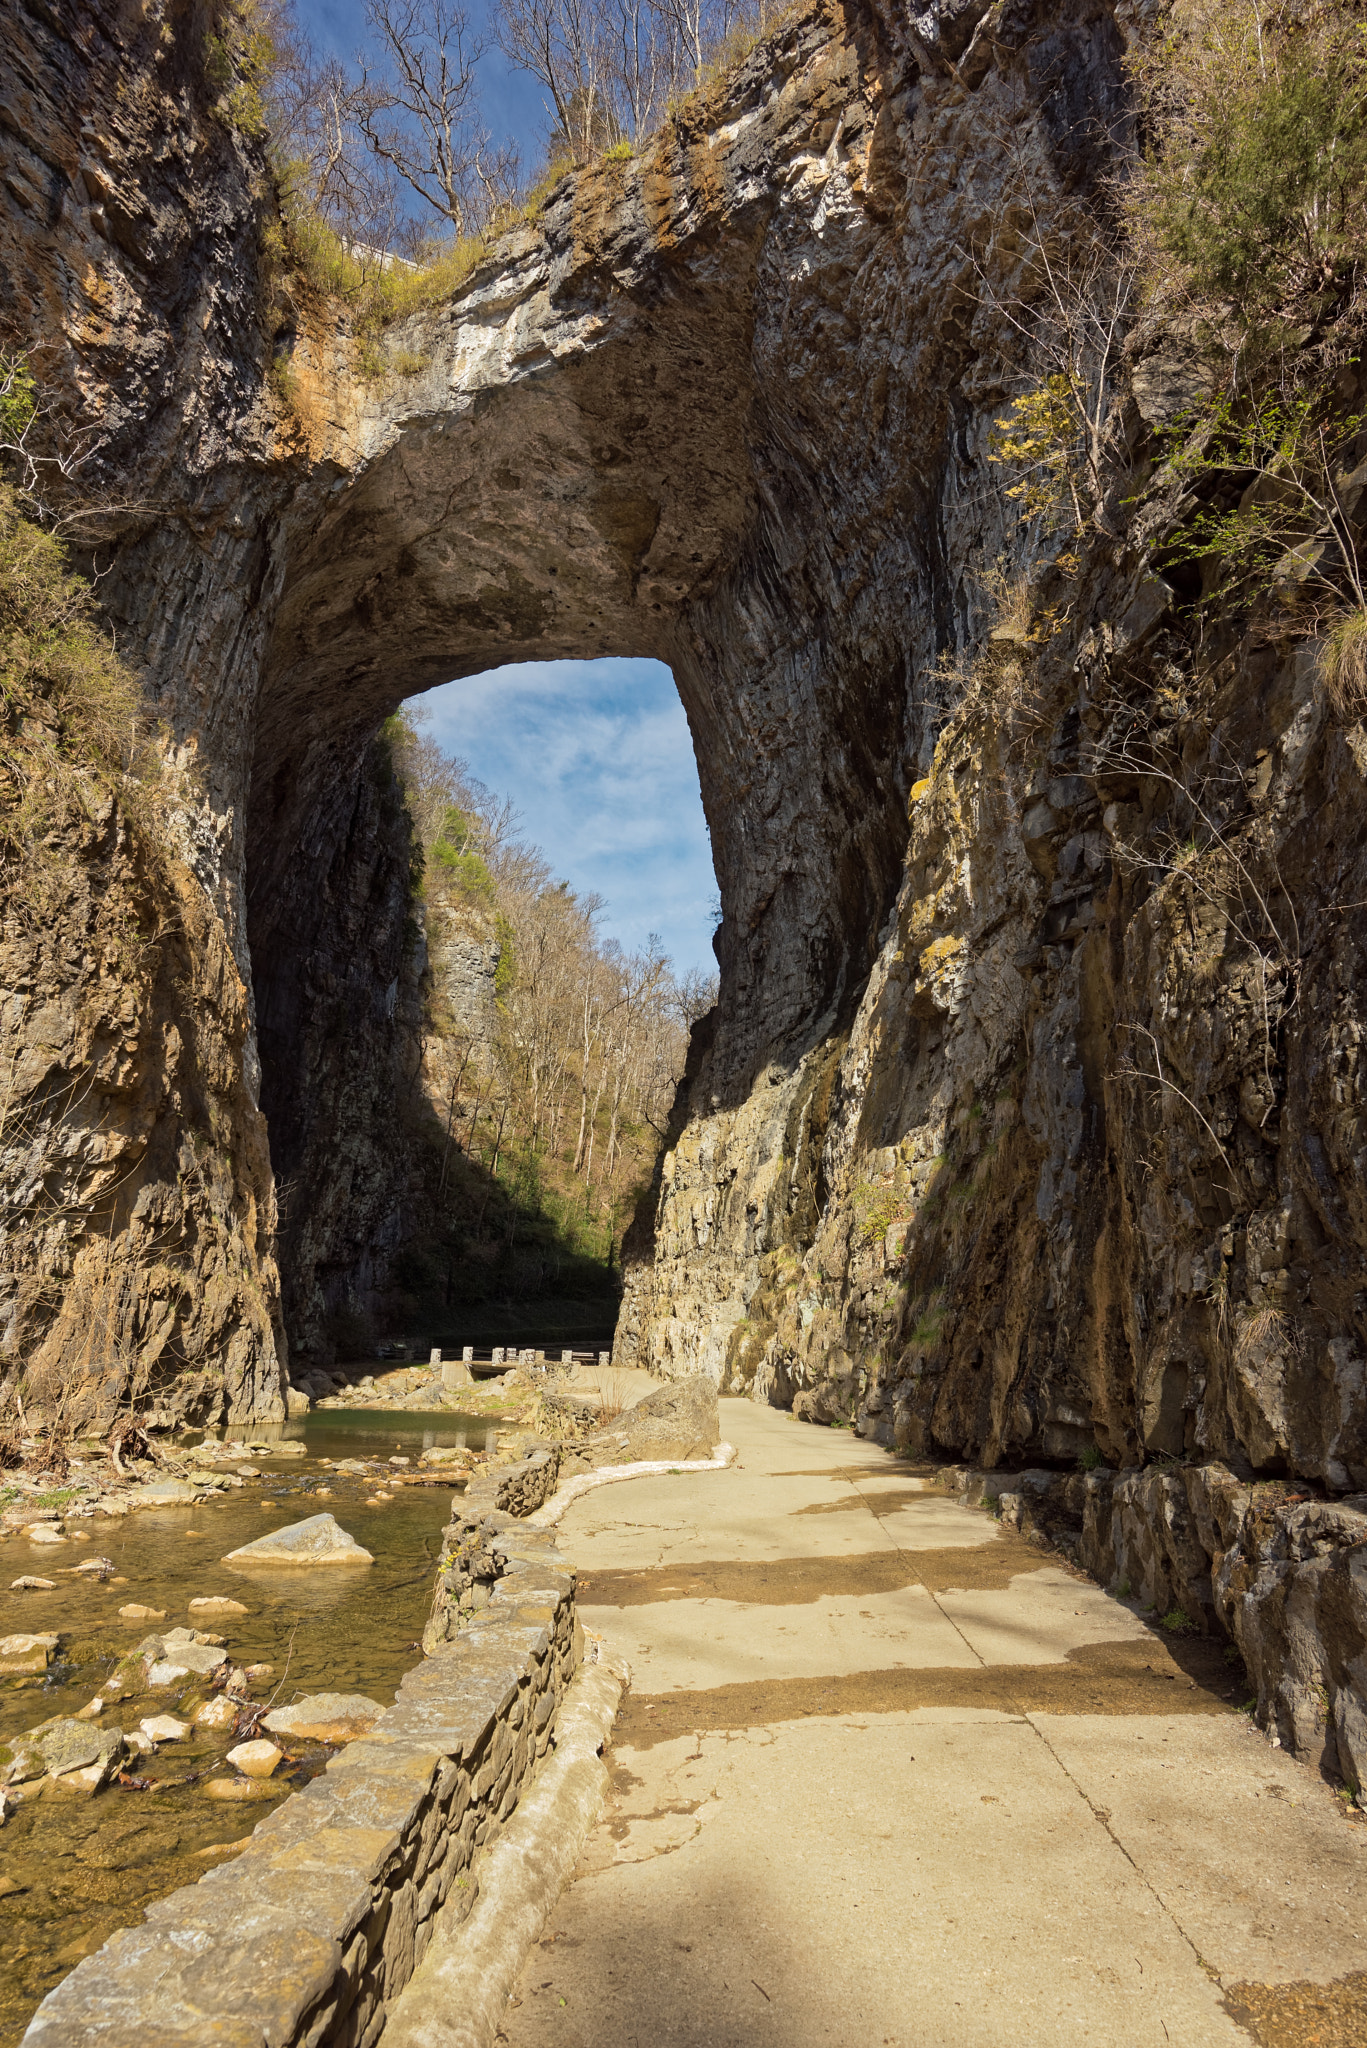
xmin=294 ymin=0 xmax=550 ymax=165
xmin=298 ymin=12 xmax=718 ymax=975
xmin=409 ymin=660 xmax=720 ymax=981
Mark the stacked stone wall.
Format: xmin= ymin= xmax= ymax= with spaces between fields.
xmin=24 ymin=1526 xmax=579 ymax=2048
xmin=934 ymin=1461 xmax=1367 ymax=1802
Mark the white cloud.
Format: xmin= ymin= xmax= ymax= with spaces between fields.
xmin=409 ymin=658 xmax=719 ymax=977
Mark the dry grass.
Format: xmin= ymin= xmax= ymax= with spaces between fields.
xmin=1234 ymin=1302 xmax=1287 ymax=1364
xmin=595 ymin=1367 xmax=630 ymax=1426
xmin=1318 ymin=608 xmax=1367 ymax=720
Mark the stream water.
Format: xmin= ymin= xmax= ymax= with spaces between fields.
xmin=0 ymin=1407 xmax=497 ymax=2045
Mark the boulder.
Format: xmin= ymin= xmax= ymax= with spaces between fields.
xmin=118 ymin=1604 xmax=166 ymax=1622
xmin=27 ymin=1524 xmax=66 ymax=1545
xmin=227 ymin=1738 xmax=283 ymax=1778
xmin=188 ymin=1595 xmax=248 ymax=1616
xmin=73 ymin=1556 xmax=115 ymax=1576
xmin=145 ymin=1634 xmax=229 ymax=1684
xmin=586 ymin=1374 xmax=719 ymax=1464
xmin=262 ymin=1692 xmax=383 ymax=1742
xmin=193 ymin=1695 xmax=239 ymax=1730
xmin=140 ymin=1715 xmax=190 ymax=1743
xmin=136 ymin=1478 xmax=199 ymax=1505
xmin=0 ymin=1632 xmax=58 ymax=1675
xmin=10 ymin=1576 xmax=55 ymax=1591
xmin=222 ymin=1513 xmax=374 ymax=1566
xmin=0 ymin=1740 xmax=46 ymax=1786
xmin=28 ymin=1719 xmax=125 ymax=1784
xmin=203 ymin=1776 xmax=278 ymax=1801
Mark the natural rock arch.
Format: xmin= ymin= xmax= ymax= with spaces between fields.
xmin=3 ymin=0 xmax=1167 ymax=1447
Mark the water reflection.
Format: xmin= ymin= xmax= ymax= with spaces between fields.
xmin=0 ymin=1406 xmax=494 ymax=2044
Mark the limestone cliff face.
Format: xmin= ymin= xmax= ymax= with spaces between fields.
xmin=4 ymin=0 xmax=1366 ymax=1529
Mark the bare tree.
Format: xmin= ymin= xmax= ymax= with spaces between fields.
xmin=360 ymin=0 xmax=519 ymax=237
xmin=602 ymin=0 xmax=678 ymax=141
xmin=494 ymin=0 xmax=617 ymax=163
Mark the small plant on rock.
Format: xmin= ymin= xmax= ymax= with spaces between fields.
xmin=1318 ymin=607 xmax=1367 ymax=719
xmin=1161 ymin=1606 xmax=1199 ymax=1635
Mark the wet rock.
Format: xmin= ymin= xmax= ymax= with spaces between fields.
xmin=145 ymin=1633 xmax=229 ymax=1684
xmin=30 ymin=1719 xmax=125 ymax=1784
xmin=72 ymin=1557 xmax=115 ymax=1576
xmin=0 ymin=1740 xmax=46 ymax=1786
xmin=140 ymin=1715 xmax=190 ymax=1743
xmin=10 ymin=1577 xmax=55 ymax=1591
xmin=135 ymin=1479 xmax=200 ymax=1505
xmin=227 ymin=1738 xmax=283 ymax=1778
xmin=27 ymin=1525 xmax=66 ymax=1545
xmin=203 ymin=1776 xmax=278 ymax=1802
xmin=222 ymin=1512 xmax=374 ymax=1566
xmin=189 ymin=1594 xmax=249 ymax=1615
xmin=0 ymin=1633 xmax=58 ymax=1674
xmin=193 ymin=1695 xmax=238 ymax=1730
xmin=118 ymin=1604 xmax=166 ymax=1622
xmin=262 ymin=1692 xmax=383 ymax=1742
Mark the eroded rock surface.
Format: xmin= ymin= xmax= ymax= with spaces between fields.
xmin=222 ymin=1513 xmax=374 ymax=1566
xmin=5 ymin=0 xmax=1367 ymax=1778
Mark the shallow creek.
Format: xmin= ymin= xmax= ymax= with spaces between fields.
xmin=0 ymin=1408 xmax=495 ymax=2045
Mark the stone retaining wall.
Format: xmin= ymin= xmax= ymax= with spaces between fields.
xmin=24 ymin=1521 xmax=579 ymax=2048
xmin=935 ymin=1460 xmax=1367 ymax=1800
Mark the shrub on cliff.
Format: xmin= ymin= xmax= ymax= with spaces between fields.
xmin=1129 ymin=0 xmax=1367 ymax=350
xmin=0 ymin=487 xmax=153 ymax=865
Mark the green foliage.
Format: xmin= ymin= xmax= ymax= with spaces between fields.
xmin=1133 ymin=1 xmax=1367 ymax=337
xmin=493 ymin=912 xmax=516 ymax=1002
xmin=1156 ymin=389 xmax=1367 ymax=608
xmin=431 ymin=808 xmax=497 ymax=906
xmin=0 ymin=486 xmax=151 ymax=856
xmin=989 ymin=375 xmax=1087 ymax=529
xmin=603 ymin=139 xmax=633 ymax=162
xmin=1160 ymin=1606 xmax=1200 ymax=1635
xmin=909 ymin=1304 xmax=947 ymax=1349
xmin=432 ymin=844 xmax=497 ymax=905
xmin=264 ymin=165 xmax=492 ymax=338
xmin=850 ymin=1177 xmax=911 ymax=1251
xmin=205 ymin=0 xmax=279 ymax=139
xmin=1077 ymin=1444 xmax=1104 ymax=1471
xmin=0 ymin=354 xmax=36 ymax=448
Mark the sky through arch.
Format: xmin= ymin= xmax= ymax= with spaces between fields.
xmin=408 ymin=658 xmax=719 ymax=979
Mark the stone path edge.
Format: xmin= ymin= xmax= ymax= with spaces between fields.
xmin=21 ymin=1526 xmax=581 ymax=2048
xmin=526 ymin=1443 xmax=737 ymax=1529
xmin=382 ymin=1653 xmax=628 ymax=2048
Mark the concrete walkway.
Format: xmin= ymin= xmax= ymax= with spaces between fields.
xmin=498 ymin=1401 xmax=1366 ymax=2048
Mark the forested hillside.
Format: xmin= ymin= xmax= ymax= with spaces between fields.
xmin=352 ymin=712 xmax=714 ymax=1352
